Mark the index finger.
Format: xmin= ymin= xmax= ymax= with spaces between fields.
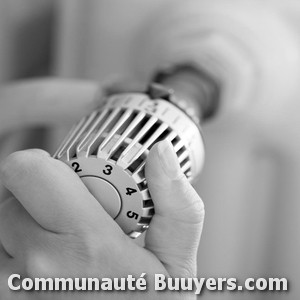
xmin=0 ymin=78 xmax=101 ymax=135
xmin=0 ymin=149 xmax=122 ymax=236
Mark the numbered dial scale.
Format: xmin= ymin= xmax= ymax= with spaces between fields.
xmin=54 ymin=85 xmax=205 ymax=238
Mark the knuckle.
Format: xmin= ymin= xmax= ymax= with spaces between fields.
xmin=88 ymin=233 xmax=122 ymax=257
xmin=170 ymin=180 xmax=205 ymax=224
xmin=0 ymin=151 xmax=31 ymax=181
xmin=0 ymin=152 xmax=21 ymax=182
xmin=0 ymin=150 xmax=46 ymax=184
xmin=80 ymin=231 xmax=125 ymax=267
xmin=25 ymin=251 xmax=53 ymax=278
xmin=196 ymin=196 xmax=205 ymax=218
xmin=185 ymin=193 xmax=205 ymax=224
xmin=0 ymin=197 xmax=17 ymax=223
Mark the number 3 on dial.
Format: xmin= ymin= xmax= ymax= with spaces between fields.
xmin=103 ymin=165 xmax=113 ymax=175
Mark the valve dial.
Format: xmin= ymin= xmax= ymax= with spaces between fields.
xmin=54 ymin=85 xmax=204 ymax=238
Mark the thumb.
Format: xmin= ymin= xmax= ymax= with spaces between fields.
xmin=145 ymin=139 xmax=205 ymax=278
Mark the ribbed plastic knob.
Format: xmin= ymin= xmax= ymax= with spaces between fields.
xmin=54 ymin=85 xmax=204 ymax=238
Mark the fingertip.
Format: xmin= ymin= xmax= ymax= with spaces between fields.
xmin=145 ymin=142 xmax=174 ymax=197
xmin=103 ymin=78 xmax=146 ymax=96
xmin=146 ymin=140 xmax=187 ymax=197
xmin=145 ymin=142 xmax=161 ymax=179
xmin=146 ymin=140 xmax=186 ymax=182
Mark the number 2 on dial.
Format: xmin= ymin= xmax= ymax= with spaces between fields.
xmin=72 ymin=162 xmax=82 ymax=173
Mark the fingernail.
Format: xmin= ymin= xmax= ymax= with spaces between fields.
xmin=157 ymin=139 xmax=183 ymax=180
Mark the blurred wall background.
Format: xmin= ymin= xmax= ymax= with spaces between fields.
xmin=1 ymin=0 xmax=300 ymax=299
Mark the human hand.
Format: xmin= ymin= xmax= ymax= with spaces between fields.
xmin=0 ymin=78 xmax=101 ymax=204
xmin=0 ymin=139 xmax=204 ymax=299
xmin=0 ymin=77 xmax=98 ymax=299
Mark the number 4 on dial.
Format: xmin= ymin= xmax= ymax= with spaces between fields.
xmin=126 ymin=187 xmax=137 ymax=196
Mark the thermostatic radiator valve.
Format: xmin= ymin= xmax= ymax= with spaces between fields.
xmin=54 ymin=84 xmax=205 ymax=238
